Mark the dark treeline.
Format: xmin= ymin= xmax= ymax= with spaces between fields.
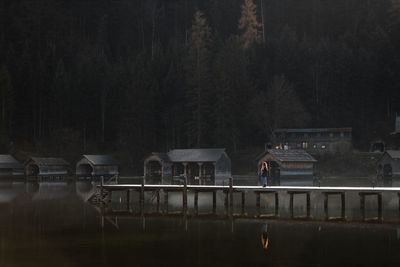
xmin=1 ymin=0 xmax=400 ymax=170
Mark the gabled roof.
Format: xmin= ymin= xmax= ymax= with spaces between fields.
xmin=0 ymin=154 xmax=24 ymax=169
xmin=29 ymin=157 xmax=70 ymax=166
xmin=167 ymin=149 xmax=226 ymax=162
xmin=274 ymin=128 xmax=352 ymax=133
xmin=257 ymin=149 xmax=317 ymax=163
xmin=384 ymin=150 xmax=400 ymax=159
xmin=82 ymin=155 xmax=120 ymax=166
xmin=152 ymin=152 xmax=170 ymax=162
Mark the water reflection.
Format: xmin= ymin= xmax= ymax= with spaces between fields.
xmin=261 ymin=223 xmax=269 ymax=249
xmin=1 ymin=182 xmax=400 ymax=266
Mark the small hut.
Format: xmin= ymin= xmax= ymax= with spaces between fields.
xmin=25 ymin=157 xmax=71 ymax=179
xmin=256 ymin=149 xmax=317 ymax=184
xmin=76 ymin=155 xmax=119 ymax=179
xmin=0 ymin=154 xmax=24 ymax=178
xmin=144 ymin=148 xmax=231 ymax=185
xmin=377 ymin=150 xmax=400 ymax=179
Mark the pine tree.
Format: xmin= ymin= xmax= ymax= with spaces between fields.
xmin=238 ymin=0 xmax=262 ymax=49
xmin=212 ymin=38 xmax=250 ymax=151
xmin=184 ymin=10 xmax=213 ymax=148
xmin=250 ymin=75 xmax=310 ymax=137
xmin=0 ymin=66 xmax=14 ymax=149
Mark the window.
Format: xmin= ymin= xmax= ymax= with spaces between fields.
xmin=302 ymin=141 xmax=308 ymax=149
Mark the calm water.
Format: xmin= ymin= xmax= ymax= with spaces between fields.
xmin=1 ymin=180 xmax=400 ymax=266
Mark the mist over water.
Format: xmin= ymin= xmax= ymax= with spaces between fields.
xmin=1 ymin=179 xmax=400 ymax=266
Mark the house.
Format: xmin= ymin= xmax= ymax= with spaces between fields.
xmin=272 ymin=128 xmax=352 ymax=153
xmin=256 ymin=149 xmax=317 ymax=184
xmin=76 ymin=155 xmax=119 ymax=179
xmin=0 ymin=154 xmax=24 ymax=178
xmin=377 ymin=150 xmax=400 ymax=179
xmin=25 ymin=157 xmax=71 ymax=178
xmin=144 ymin=148 xmax=231 ymax=185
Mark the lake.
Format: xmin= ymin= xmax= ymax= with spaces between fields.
xmin=1 ymin=180 xmax=400 ymax=266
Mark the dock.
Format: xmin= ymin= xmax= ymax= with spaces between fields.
xmin=89 ymin=177 xmax=400 ymax=223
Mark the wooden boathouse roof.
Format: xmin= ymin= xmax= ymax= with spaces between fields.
xmin=257 ymin=149 xmax=317 ymax=163
xmin=274 ymin=127 xmax=352 ymax=133
xmin=0 ymin=154 xmax=24 ymax=169
xmin=28 ymin=157 xmax=70 ymax=166
xmin=81 ymin=155 xmax=120 ymax=166
xmin=167 ymin=149 xmax=226 ymax=162
xmin=149 ymin=149 xmax=227 ymax=163
xmin=383 ymin=150 xmax=400 ymax=159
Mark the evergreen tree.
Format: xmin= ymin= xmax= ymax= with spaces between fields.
xmin=0 ymin=66 xmax=14 ymax=133
xmin=185 ymin=10 xmax=213 ymax=147
xmin=212 ymin=38 xmax=250 ymax=151
xmin=250 ymin=75 xmax=310 ymax=137
xmin=238 ymin=0 xmax=262 ymax=49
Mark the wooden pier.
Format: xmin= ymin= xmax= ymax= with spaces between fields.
xmin=89 ymin=177 xmax=400 ymax=222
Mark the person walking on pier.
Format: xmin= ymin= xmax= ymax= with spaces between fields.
xmin=261 ymin=162 xmax=268 ymax=187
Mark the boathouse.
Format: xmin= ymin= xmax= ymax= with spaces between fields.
xmin=76 ymin=155 xmax=119 ymax=178
xmin=25 ymin=157 xmax=71 ymax=178
xmin=256 ymin=149 xmax=317 ymax=180
xmin=272 ymin=128 xmax=352 ymax=153
xmin=0 ymin=154 xmax=24 ymax=177
xmin=377 ymin=150 xmax=400 ymax=179
xmin=144 ymin=148 xmax=231 ymax=185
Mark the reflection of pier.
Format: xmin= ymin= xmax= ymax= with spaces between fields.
xmin=91 ymin=177 xmax=400 ymax=223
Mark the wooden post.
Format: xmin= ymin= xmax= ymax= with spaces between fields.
xmin=140 ymin=177 xmax=145 ymax=208
xmin=306 ymin=192 xmax=311 ymax=218
xmin=229 ymin=177 xmax=233 ymax=213
xmin=212 ymin=191 xmax=217 ymax=214
xmin=378 ymin=193 xmax=382 ymax=221
xmin=360 ymin=193 xmax=365 ymax=220
xmin=289 ymin=192 xmax=294 ymax=218
xmin=256 ymin=192 xmax=260 ymax=216
xmin=126 ymin=189 xmax=130 ymax=211
xmin=194 ymin=191 xmax=199 ymax=215
xmin=341 ymin=192 xmax=346 ymax=219
xmin=183 ymin=172 xmax=188 ymax=211
xmin=156 ymin=190 xmax=160 ymax=213
xmin=198 ymin=163 xmax=203 ymax=185
xmin=224 ymin=191 xmax=229 ymax=212
xmin=164 ymin=191 xmax=169 ymax=214
xmin=100 ymin=176 xmax=104 ymax=207
xmin=241 ymin=191 xmax=245 ymax=215
xmin=324 ymin=193 xmax=328 ymax=219
xmin=396 ymin=192 xmax=400 ymax=214
xmin=274 ymin=192 xmax=279 ymax=217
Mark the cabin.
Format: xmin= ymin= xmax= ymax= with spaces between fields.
xmin=256 ymin=149 xmax=317 ymax=185
xmin=76 ymin=155 xmax=119 ymax=179
xmin=25 ymin=157 xmax=71 ymax=179
xmin=144 ymin=148 xmax=231 ymax=185
xmin=0 ymin=154 xmax=24 ymax=178
xmin=272 ymin=128 xmax=352 ymax=153
xmin=377 ymin=150 xmax=400 ymax=179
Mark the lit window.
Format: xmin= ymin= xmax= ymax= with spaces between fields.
xmin=302 ymin=141 xmax=308 ymax=149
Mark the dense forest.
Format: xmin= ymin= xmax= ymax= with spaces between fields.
xmin=0 ymin=0 xmax=400 ymax=171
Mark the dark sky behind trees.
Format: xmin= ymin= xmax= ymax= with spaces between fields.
xmin=0 ymin=0 xmax=400 ymax=169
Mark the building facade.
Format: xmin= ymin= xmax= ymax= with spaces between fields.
xmin=144 ymin=148 xmax=231 ymax=185
xmin=76 ymin=155 xmax=119 ymax=178
xmin=377 ymin=150 xmax=400 ymax=179
xmin=25 ymin=157 xmax=71 ymax=178
xmin=272 ymin=128 xmax=352 ymax=153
